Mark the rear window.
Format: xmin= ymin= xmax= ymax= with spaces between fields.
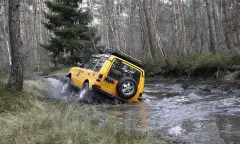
xmin=108 ymin=59 xmax=141 ymax=83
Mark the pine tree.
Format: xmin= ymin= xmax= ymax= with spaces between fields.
xmin=42 ymin=0 xmax=100 ymax=65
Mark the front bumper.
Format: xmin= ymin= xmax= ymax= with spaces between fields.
xmin=92 ymin=85 xmax=128 ymax=103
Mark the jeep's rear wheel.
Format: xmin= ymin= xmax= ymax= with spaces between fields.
xmin=117 ymin=77 xmax=137 ymax=99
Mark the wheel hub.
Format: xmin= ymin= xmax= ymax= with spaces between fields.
xmin=122 ymin=81 xmax=134 ymax=95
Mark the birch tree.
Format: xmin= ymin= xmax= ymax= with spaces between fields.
xmin=205 ymin=0 xmax=217 ymax=53
xmin=143 ymin=0 xmax=160 ymax=65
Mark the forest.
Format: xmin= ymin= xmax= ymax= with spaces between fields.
xmin=1 ymin=0 xmax=240 ymax=74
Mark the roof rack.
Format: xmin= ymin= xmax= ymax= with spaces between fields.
xmin=97 ymin=49 xmax=143 ymax=68
xmin=111 ymin=51 xmax=144 ymax=68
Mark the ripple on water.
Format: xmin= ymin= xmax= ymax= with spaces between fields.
xmin=168 ymin=125 xmax=185 ymax=136
xmin=46 ymin=77 xmax=240 ymax=144
xmin=143 ymin=82 xmax=240 ymax=144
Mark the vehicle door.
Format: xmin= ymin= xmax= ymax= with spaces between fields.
xmin=101 ymin=59 xmax=141 ymax=96
xmin=72 ymin=57 xmax=94 ymax=87
xmin=76 ymin=57 xmax=100 ymax=87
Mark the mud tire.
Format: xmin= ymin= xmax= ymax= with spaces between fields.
xmin=117 ymin=77 xmax=137 ymax=99
xmin=79 ymin=82 xmax=90 ymax=100
xmin=61 ymin=78 xmax=73 ymax=94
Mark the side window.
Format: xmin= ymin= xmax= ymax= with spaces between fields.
xmin=83 ymin=58 xmax=94 ymax=69
xmin=94 ymin=58 xmax=106 ymax=72
xmin=83 ymin=57 xmax=99 ymax=70
xmin=88 ymin=58 xmax=99 ymax=70
xmin=108 ymin=59 xmax=141 ymax=83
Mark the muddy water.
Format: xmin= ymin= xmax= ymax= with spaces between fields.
xmin=46 ymin=77 xmax=240 ymax=144
xmin=102 ymin=80 xmax=240 ymax=144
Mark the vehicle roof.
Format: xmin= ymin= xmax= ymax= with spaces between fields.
xmin=92 ymin=53 xmax=111 ymax=58
xmin=111 ymin=52 xmax=144 ymax=68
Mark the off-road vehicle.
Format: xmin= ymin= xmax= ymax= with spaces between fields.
xmin=66 ymin=51 xmax=145 ymax=103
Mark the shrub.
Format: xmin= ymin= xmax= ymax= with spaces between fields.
xmin=145 ymin=53 xmax=240 ymax=78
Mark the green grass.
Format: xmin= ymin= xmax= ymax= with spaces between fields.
xmin=0 ymin=76 xmax=169 ymax=144
xmin=0 ymin=74 xmax=33 ymax=113
xmin=146 ymin=53 xmax=240 ymax=78
xmin=0 ymin=103 xmax=165 ymax=144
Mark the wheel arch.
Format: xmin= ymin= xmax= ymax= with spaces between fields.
xmin=84 ymin=79 xmax=89 ymax=84
xmin=66 ymin=73 xmax=72 ymax=78
xmin=83 ymin=79 xmax=90 ymax=88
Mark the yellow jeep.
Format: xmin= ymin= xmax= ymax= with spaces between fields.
xmin=67 ymin=51 xmax=145 ymax=103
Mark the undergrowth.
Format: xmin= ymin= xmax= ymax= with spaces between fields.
xmin=0 ymin=102 xmax=164 ymax=144
xmin=0 ymin=74 xmax=34 ymax=113
xmin=146 ymin=53 xmax=240 ymax=78
xmin=0 ymin=75 xmax=169 ymax=144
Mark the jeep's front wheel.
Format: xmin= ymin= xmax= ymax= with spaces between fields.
xmin=79 ymin=82 xmax=89 ymax=100
xmin=117 ymin=77 xmax=137 ymax=99
xmin=61 ymin=78 xmax=72 ymax=94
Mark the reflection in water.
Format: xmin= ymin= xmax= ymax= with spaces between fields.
xmin=136 ymin=102 xmax=149 ymax=128
xmin=216 ymin=115 xmax=240 ymax=144
xmin=104 ymin=102 xmax=150 ymax=129
xmin=103 ymin=81 xmax=240 ymax=144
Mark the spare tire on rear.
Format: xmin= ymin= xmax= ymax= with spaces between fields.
xmin=117 ymin=77 xmax=137 ymax=99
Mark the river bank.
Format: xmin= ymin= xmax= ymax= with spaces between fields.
xmin=0 ymin=74 xmax=172 ymax=144
xmin=147 ymin=54 xmax=240 ymax=76
xmin=146 ymin=53 xmax=240 ymax=89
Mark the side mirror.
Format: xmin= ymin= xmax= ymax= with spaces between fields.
xmin=77 ymin=62 xmax=84 ymax=68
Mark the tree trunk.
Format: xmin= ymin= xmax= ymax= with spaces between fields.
xmin=7 ymin=0 xmax=23 ymax=91
xmin=142 ymin=0 xmax=159 ymax=66
xmin=2 ymin=3 xmax=12 ymax=66
xmin=104 ymin=0 xmax=120 ymax=51
xmin=180 ymin=0 xmax=187 ymax=54
xmin=173 ymin=0 xmax=180 ymax=62
xmin=222 ymin=0 xmax=231 ymax=50
xmin=138 ymin=0 xmax=146 ymax=56
xmin=192 ymin=0 xmax=199 ymax=54
xmin=115 ymin=2 xmax=122 ymax=51
xmin=212 ymin=0 xmax=220 ymax=49
xmin=149 ymin=0 xmax=169 ymax=65
xmin=33 ymin=0 xmax=39 ymax=69
xmin=205 ymin=0 xmax=217 ymax=53
xmin=138 ymin=0 xmax=152 ymax=61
